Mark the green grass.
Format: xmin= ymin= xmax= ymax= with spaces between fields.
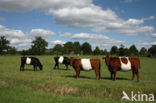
xmin=0 ymin=55 xmax=156 ymax=103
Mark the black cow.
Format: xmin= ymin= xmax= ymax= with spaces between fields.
xmin=53 ymin=56 xmax=70 ymax=70
xmin=20 ymin=57 xmax=43 ymax=71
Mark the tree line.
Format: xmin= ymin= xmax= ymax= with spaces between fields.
xmin=0 ymin=36 xmax=156 ymax=57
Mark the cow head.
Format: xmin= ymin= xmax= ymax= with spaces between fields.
xmin=103 ymin=56 xmax=110 ymax=66
xmin=39 ymin=65 xmax=43 ymax=70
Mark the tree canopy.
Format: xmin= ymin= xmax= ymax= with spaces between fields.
xmin=0 ymin=36 xmax=10 ymax=55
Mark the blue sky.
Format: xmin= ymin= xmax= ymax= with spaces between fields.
xmin=0 ymin=0 xmax=155 ymax=50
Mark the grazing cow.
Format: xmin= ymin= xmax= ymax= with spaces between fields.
xmin=20 ymin=57 xmax=43 ymax=71
xmin=70 ymin=57 xmax=101 ymax=80
xmin=103 ymin=56 xmax=140 ymax=81
xmin=53 ymin=56 xmax=70 ymax=70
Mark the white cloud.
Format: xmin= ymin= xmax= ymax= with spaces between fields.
xmin=49 ymin=40 xmax=65 ymax=45
xmin=92 ymin=18 xmax=154 ymax=36
xmin=0 ymin=25 xmax=56 ymax=50
xmin=0 ymin=0 xmax=92 ymax=12
xmin=150 ymin=33 xmax=156 ymax=38
xmin=29 ymin=29 xmax=55 ymax=38
xmin=0 ymin=0 xmax=155 ymax=37
xmin=71 ymin=33 xmax=125 ymax=49
xmin=124 ymin=0 xmax=137 ymax=3
xmin=50 ymin=6 xmax=118 ymax=28
xmin=0 ymin=25 xmax=32 ymax=50
xmin=48 ymin=40 xmax=66 ymax=48
xmin=126 ymin=18 xmax=144 ymax=25
xmin=59 ymin=32 xmax=72 ymax=37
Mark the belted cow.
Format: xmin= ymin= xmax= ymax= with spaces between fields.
xmin=70 ymin=57 xmax=101 ymax=80
xmin=103 ymin=56 xmax=140 ymax=81
xmin=53 ymin=56 xmax=70 ymax=70
xmin=20 ymin=57 xmax=43 ymax=71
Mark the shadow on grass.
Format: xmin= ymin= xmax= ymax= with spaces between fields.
xmin=63 ymin=75 xmax=130 ymax=81
xmin=63 ymin=75 xmax=96 ymax=80
xmin=20 ymin=68 xmax=42 ymax=71
xmin=102 ymin=77 xmax=130 ymax=81
xmin=53 ymin=68 xmax=70 ymax=71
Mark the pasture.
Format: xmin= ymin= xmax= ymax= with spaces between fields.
xmin=0 ymin=55 xmax=156 ymax=103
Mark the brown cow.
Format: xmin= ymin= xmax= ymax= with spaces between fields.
xmin=103 ymin=56 xmax=140 ymax=81
xmin=70 ymin=57 xmax=101 ymax=80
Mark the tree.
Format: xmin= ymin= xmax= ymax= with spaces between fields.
xmin=73 ymin=41 xmax=81 ymax=54
xmin=119 ymin=44 xmax=125 ymax=56
xmin=81 ymin=42 xmax=92 ymax=55
xmin=129 ymin=45 xmax=139 ymax=56
xmin=103 ymin=49 xmax=109 ymax=55
xmin=7 ymin=47 xmax=17 ymax=54
xmin=140 ymin=47 xmax=147 ymax=56
xmin=30 ymin=36 xmax=48 ymax=55
xmin=52 ymin=44 xmax=63 ymax=55
xmin=63 ymin=41 xmax=74 ymax=54
xmin=0 ymin=36 xmax=10 ymax=55
xmin=124 ymin=48 xmax=131 ymax=56
xmin=148 ymin=45 xmax=156 ymax=57
xmin=93 ymin=46 xmax=101 ymax=55
xmin=110 ymin=45 xmax=118 ymax=55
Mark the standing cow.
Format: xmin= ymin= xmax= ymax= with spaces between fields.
xmin=20 ymin=57 xmax=43 ymax=71
xmin=70 ymin=57 xmax=101 ymax=80
xmin=53 ymin=56 xmax=70 ymax=70
xmin=103 ymin=56 xmax=140 ymax=81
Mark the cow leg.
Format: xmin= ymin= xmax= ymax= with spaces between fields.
xmin=95 ymin=68 xmax=100 ymax=80
xmin=110 ymin=72 xmax=113 ymax=80
xmin=65 ymin=64 xmax=68 ymax=70
xmin=33 ymin=65 xmax=37 ymax=71
xmin=136 ymin=71 xmax=139 ymax=82
xmin=20 ymin=64 xmax=24 ymax=71
xmin=113 ymin=71 xmax=117 ymax=81
xmin=57 ymin=64 xmax=59 ymax=69
xmin=132 ymin=70 xmax=135 ymax=80
xmin=54 ymin=63 xmax=58 ymax=69
xmin=75 ymin=68 xmax=80 ymax=79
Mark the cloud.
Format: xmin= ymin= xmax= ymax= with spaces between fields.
xmin=71 ymin=33 xmax=125 ymax=49
xmin=0 ymin=0 xmax=155 ymax=37
xmin=0 ymin=25 xmax=56 ymax=50
xmin=59 ymin=32 xmax=72 ymax=37
xmin=124 ymin=0 xmax=138 ymax=3
xmin=29 ymin=29 xmax=55 ymax=38
xmin=49 ymin=40 xmax=65 ymax=45
xmin=49 ymin=6 xmax=118 ymax=28
xmin=0 ymin=25 xmax=31 ymax=50
xmin=0 ymin=0 xmax=91 ymax=12
xmin=48 ymin=40 xmax=66 ymax=48
xmin=150 ymin=33 xmax=156 ymax=38
xmin=92 ymin=17 xmax=155 ymax=36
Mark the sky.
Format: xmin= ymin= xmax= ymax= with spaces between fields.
xmin=0 ymin=0 xmax=156 ymax=51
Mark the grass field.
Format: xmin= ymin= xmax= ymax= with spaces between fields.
xmin=0 ymin=55 xmax=156 ymax=103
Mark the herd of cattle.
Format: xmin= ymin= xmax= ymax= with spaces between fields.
xmin=20 ymin=56 xmax=140 ymax=81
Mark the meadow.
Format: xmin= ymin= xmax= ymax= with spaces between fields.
xmin=0 ymin=55 xmax=156 ymax=103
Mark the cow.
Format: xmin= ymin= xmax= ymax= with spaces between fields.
xmin=70 ymin=57 xmax=101 ymax=80
xmin=20 ymin=57 xmax=43 ymax=71
xmin=53 ymin=56 xmax=70 ymax=70
xmin=103 ymin=56 xmax=140 ymax=81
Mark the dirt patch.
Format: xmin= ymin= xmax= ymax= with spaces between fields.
xmin=54 ymin=85 xmax=78 ymax=95
xmin=0 ymin=81 xmax=7 ymax=87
